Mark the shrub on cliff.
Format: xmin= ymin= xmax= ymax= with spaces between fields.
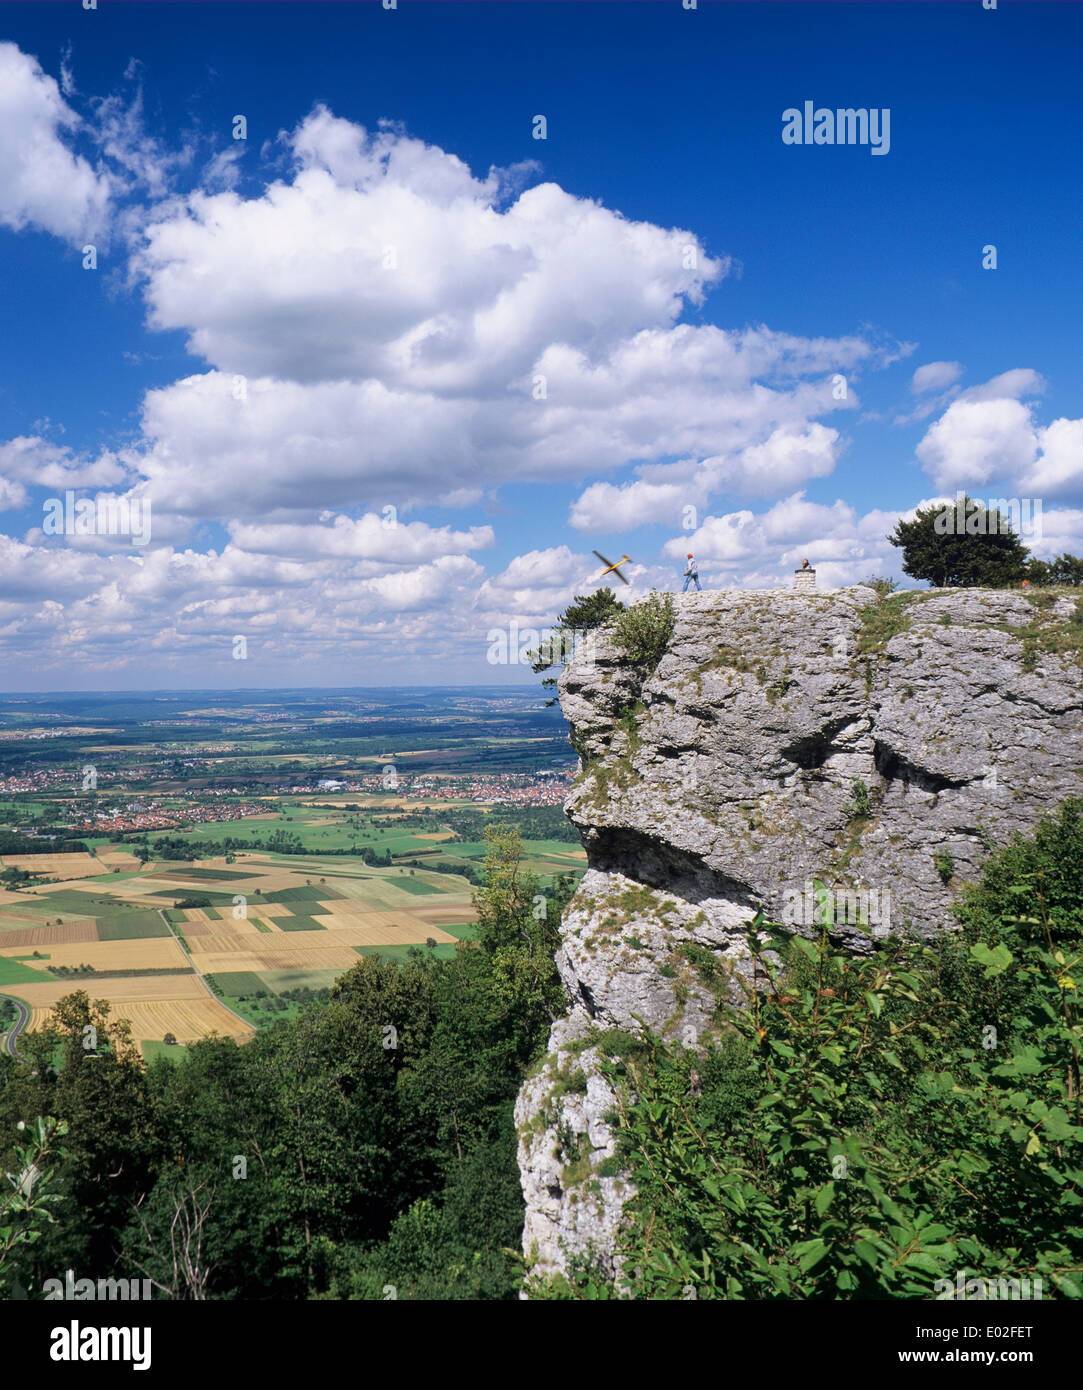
xmin=613 ymin=591 xmax=675 ymax=672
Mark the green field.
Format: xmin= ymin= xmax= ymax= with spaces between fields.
xmin=438 ymin=923 xmax=478 ymax=940
xmin=154 ymin=866 xmax=253 ymax=881
xmin=386 ymin=876 xmax=441 ymax=896
xmin=148 ymin=888 xmax=240 ymax=906
xmin=205 ymin=971 xmax=266 ymax=997
xmin=0 ymin=957 xmax=47 ymax=986
xmin=262 ymin=885 xmax=345 ymax=903
xmin=97 ymin=913 xmax=172 ymax=940
xmin=141 ymin=1040 xmax=189 ymax=1064
xmin=258 ymin=968 xmax=349 ymax=993
xmin=274 ymin=916 xmax=326 ymax=932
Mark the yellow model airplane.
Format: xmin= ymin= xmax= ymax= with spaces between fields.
xmin=592 ymin=550 xmax=632 ymax=585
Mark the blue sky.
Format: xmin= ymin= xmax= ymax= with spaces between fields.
xmin=0 ymin=0 xmax=1080 ymax=690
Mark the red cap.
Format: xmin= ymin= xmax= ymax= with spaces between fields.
xmin=687 ymin=553 xmax=693 ymax=558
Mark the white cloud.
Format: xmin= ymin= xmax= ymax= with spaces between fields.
xmin=568 ymin=422 xmax=842 ymax=531
xmin=228 ymin=512 xmax=494 ymax=561
xmin=916 ymin=370 xmax=1082 ymax=497
xmin=0 ymin=436 xmax=132 ymax=490
xmin=958 ymin=368 xmax=1045 ymax=403
xmin=661 ymin=491 xmax=905 ymax=587
xmin=1021 ymin=418 xmax=1083 ymax=496
xmin=911 ymin=361 xmax=963 ymax=394
xmin=0 ymin=42 xmax=112 ymax=242
xmin=117 ymin=108 xmax=898 ymax=525
xmin=917 ymin=397 xmax=1038 ymax=490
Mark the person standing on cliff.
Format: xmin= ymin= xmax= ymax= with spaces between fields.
xmin=682 ymin=553 xmax=701 ymax=592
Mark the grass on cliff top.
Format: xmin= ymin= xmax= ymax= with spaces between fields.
xmin=856 ymin=591 xmax=918 ymax=655
xmin=1009 ymin=595 xmax=1083 ymax=670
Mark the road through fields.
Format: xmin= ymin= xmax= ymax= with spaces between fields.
xmin=157 ymin=908 xmax=254 ymax=1033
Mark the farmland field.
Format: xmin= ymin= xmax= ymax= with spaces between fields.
xmin=0 ymin=687 xmax=582 ymax=1054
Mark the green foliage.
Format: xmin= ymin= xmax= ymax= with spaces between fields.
xmin=889 ymin=497 xmax=1030 ymax=588
xmin=935 ymin=850 xmax=956 ymax=883
xmin=542 ymin=801 xmax=1083 ymax=1300
xmin=859 ymin=575 xmax=899 ymax=598
xmin=1026 ymin=554 xmax=1083 ymax=587
xmin=471 ymin=824 xmax=565 ymax=1042
xmin=528 ymin=588 xmax=625 ymax=703
xmin=613 ymin=592 xmax=675 ymax=672
xmin=0 ymin=1116 xmax=68 ymax=1296
xmin=856 ymin=591 xmax=914 ymax=656
xmin=843 ymin=778 xmax=871 ymax=822
xmin=560 ymin=589 xmax=626 ymax=632
xmin=0 ymin=821 xmax=565 ymax=1301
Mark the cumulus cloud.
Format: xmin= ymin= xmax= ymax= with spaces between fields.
xmin=569 ymin=422 xmax=842 ymax=531
xmin=115 ymin=107 xmax=899 ymax=523
xmin=0 ymin=436 xmax=133 ymax=490
xmin=0 ymin=42 xmax=112 ymax=242
xmin=662 ymin=492 xmax=909 ymax=588
xmin=916 ymin=369 xmax=1082 ymax=497
xmin=228 ymin=512 xmax=494 ymax=562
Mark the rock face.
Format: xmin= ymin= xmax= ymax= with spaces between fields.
xmin=516 ymin=584 xmax=1083 ymax=1284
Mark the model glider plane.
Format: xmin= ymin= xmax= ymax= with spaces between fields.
xmin=592 ymin=550 xmax=632 ymax=585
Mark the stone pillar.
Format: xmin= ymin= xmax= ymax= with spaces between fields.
xmin=793 ymin=568 xmax=816 ymax=591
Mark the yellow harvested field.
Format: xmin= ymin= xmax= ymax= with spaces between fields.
xmin=188 ymin=930 xmax=283 ymax=955
xmin=96 ymin=849 xmax=142 ymax=871
xmin=411 ymin=903 xmax=477 ymax=923
xmin=29 ymin=998 xmax=252 ymax=1044
xmin=1 ymin=853 xmax=109 ymax=878
xmin=192 ymin=943 xmax=362 ymax=971
xmin=8 ymin=973 xmax=210 ymax=1008
xmin=0 ymin=937 xmax=188 ymax=971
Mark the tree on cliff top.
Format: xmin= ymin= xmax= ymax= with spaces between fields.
xmin=528 ymin=587 xmax=625 ymax=703
xmin=889 ymin=498 xmax=1030 ymax=588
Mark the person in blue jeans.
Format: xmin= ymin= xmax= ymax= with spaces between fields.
xmin=682 ymin=553 xmax=701 ymax=591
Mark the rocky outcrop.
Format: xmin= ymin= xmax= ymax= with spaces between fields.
xmin=516 ymin=584 xmax=1083 ymax=1285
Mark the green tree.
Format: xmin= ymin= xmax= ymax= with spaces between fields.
xmin=472 ymin=825 xmax=564 ymax=1037
xmin=1027 ymin=553 xmax=1083 ymax=587
xmin=529 ymin=589 xmax=625 ymax=702
xmin=889 ymin=498 xmax=1030 ymax=588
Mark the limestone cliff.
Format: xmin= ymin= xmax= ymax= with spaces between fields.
xmin=515 ymin=584 xmax=1083 ymax=1284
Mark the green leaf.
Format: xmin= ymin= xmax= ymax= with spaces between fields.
xmin=969 ymin=942 xmax=1013 ymax=977
xmin=814 ymin=1182 xmax=835 ymax=1216
xmin=793 ymin=1238 xmax=829 ymax=1273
